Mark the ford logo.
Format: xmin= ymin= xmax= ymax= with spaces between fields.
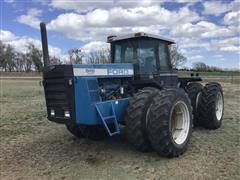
xmin=107 ymin=69 xmax=129 ymax=75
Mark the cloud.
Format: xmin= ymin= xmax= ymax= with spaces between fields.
xmin=175 ymin=34 xmax=240 ymax=54
xmin=222 ymin=10 xmax=240 ymax=38
xmin=4 ymin=0 xmax=15 ymax=3
xmin=189 ymin=55 xmax=203 ymax=60
xmin=217 ymin=37 xmax=239 ymax=46
xmin=213 ymin=54 xmax=225 ymax=61
xmin=171 ymin=21 xmax=234 ymax=39
xmin=223 ymin=11 xmax=240 ymax=26
xmin=203 ymin=1 xmax=230 ymax=15
xmin=214 ymin=54 xmax=223 ymax=58
xmin=209 ymin=37 xmax=240 ymax=53
xmin=81 ymin=41 xmax=109 ymax=53
xmin=50 ymin=0 xmax=162 ymax=12
xmin=34 ymin=0 xmax=49 ymax=5
xmin=0 ymin=30 xmax=17 ymax=41
xmin=17 ymin=8 xmax=42 ymax=29
xmin=203 ymin=0 xmax=239 ymax=16
xmin=45 ymin=3 xmax=239 ymax=56
xmin=47 ymin=6 xmax=200 ymax=41
xmin=0 ymin=29 xmax=62 ymax=57
xmin=220 ymin=46 xmax=240 ymax=52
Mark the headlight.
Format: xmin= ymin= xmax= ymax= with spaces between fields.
xmin=50 ymin=109 xmax=55 ymax=116
xmin=68 ymin=79 xmax=72 ymax=86
xmin=120 ymin=86 xmax=124 ymax=94
xmin=64 ymin=111 xmax=70 ymax=118
xmin=100 ymin=88 xmax=106 ymax=94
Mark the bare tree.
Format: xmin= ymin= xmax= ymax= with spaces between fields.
xmin=68 ymin=48 xmax=84 ymax=64
xmin=0 ymin=40 xmax=63 ymax=72
xmin=86 ymin=49 xmax=110 ymax=64
xmin=193 ymin=62 xmax=223 ymax=72
xmin=193 ymin=62 xmax=208 ymax=71
xmin=15 ymin=52 xmax=27 ymax=72
xmin=0 ymin=40 xmax=7 ymax=71
xmin=5 ymin=44 xmax=15 ymax=72
xmin=169 ymin=45 xmax=187 ymax=68
xmin=26 ymin=43 xmax=43 ymax=72
xmin=49 ymin=56 xmax=62 ymax=65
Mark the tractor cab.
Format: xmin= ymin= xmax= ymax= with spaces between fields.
xmin=108 ymin=32 xmax=177 ymax=87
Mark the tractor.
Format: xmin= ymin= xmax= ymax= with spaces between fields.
xmin=40 ymin=23 xmax=224 ymax=157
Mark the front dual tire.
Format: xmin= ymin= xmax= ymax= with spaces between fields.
xmin=66 ymin=123 xmax=107 ymax=140
xmin=146 ymin=89 xmax=193 ymax=157
xmin=125 ymin=87 xmax=161 ymax=152
xmin=125 ymin=88 xmax=193 ymax=157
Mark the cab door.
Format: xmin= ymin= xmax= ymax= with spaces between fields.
xmin=155 ymin=42 xmax=178 ymax=88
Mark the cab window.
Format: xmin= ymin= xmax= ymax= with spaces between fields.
xmin=159 ymin=43 xmax=170 ymax=70
xmin=138 ymin=40 xmax=157 ymax=74
xmin=112 ymin=38 xmax=170 ymax=74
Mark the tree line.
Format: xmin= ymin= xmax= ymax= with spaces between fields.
xmin=192 ymin=62 xmax=223 ymax=72
xmin=0 ymin=40 xmax=59 ymax=72
xmin=68 ymin=48 xmax=110 ymax=65
xmin=0 ymin=40 xmax=111 ymax=72
xmin=1 ymin=39 xmax=223 ymax=73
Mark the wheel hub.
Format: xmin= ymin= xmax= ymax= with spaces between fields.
xmin=216 ymin=92 xmax=223 ymax=121
xmin=170 ymin=101 xmax=190 ymax=145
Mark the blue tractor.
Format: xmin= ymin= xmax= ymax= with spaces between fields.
xmin=40 ymin=23 xmax=224 ymax=157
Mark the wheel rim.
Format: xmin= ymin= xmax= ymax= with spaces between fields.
xmin=216 ymin=92 xmax=223 ymax=121
xmin=170 ymin=101 xmax=190 ymax=145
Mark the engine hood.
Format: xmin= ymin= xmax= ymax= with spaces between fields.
xmin=72 ymin=63 xmax=133 ymax=77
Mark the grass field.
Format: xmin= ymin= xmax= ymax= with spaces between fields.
xmin=0 ymin=77 xmax=240 ymax=180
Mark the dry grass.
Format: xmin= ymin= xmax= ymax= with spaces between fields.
xmin=0 ymin=78 xmax=239 ymax=180
xmin=0 ymin=76 xmax=41 ymax=80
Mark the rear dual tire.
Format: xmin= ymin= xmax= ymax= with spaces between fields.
xmin=185 ymin=82 xmax=224 ymax=129
xmin=185 ymin=82 xmax=203 ymax=127
xmin=198 ymin=82 xmax=224 ymax=129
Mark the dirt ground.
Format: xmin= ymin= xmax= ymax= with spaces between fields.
xmin=0 ymin=77 xmax=239 ymax=180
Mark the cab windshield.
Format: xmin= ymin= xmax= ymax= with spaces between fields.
xmin=112 ymin=38 xmax=170 ymax=74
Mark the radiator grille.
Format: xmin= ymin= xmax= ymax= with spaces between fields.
xmin=44 ymin=77 xmax=74 ymax=120
xmin=45 ymin=78 xmax=68 ymax=108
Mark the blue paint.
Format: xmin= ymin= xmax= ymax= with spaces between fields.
xmin=95 ymin=100 xmax=129 ymax=136
xmin=73 ymin=63 xmax=133 ymax=136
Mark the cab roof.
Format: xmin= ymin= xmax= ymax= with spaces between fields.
xmin=107 ymin=32 xmax=175 ymax=44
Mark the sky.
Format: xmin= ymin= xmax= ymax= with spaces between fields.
xmin=0 ymin=0 xmax=239 ymax=69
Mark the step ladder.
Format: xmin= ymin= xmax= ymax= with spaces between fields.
xmin=95 ymin=102 xmax=120 ymax=136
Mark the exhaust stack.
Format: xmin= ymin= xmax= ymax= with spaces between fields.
xmin=40 ymin=22 xmax=50 ymax=67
